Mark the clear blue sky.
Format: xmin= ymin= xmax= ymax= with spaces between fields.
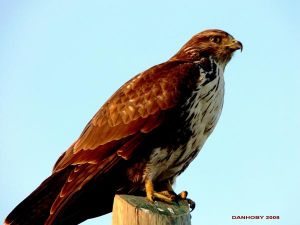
xmin=1 ymin=1 xmax=299 ymax=225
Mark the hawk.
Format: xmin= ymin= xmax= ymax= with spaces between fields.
xmin=5 ymin=29 xmax=242 ymax=225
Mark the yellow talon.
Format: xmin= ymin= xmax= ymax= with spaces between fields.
xmin=145 ymin=178 xmax=193 ymax=207
xmin=179 ymin=191 xmax=188 ymax=199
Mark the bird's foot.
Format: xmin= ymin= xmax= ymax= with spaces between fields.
xmin=186 ymin=197 xmax=196 ymax=212
xmin=145 ymin=179 xmax=195 ymax=211
xmin=152 ymin=191 xmax=176 ymax=203
xmin=175 ymin=191 xmax=196 ymax=211
xmin=146 ymin=180 xmax=175 ymax=203
xmin=147 ymin=190 xmax=195 ymax=211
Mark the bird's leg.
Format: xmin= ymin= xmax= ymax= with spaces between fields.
xmin=145 ymin=179 xmax=196 ymax=211
xmin=145 ymin=178 xmax=155 ymax=202
xmin=145 ymin=179 xmax=187 ymax=202
xmin=156 ymin=180 xmax=178 ymax=200
xmin=145 ymin=179 xmax=175 ymax=203
xmin=157 ymin=180 xmax=189 ymax=200
xmin=145 ymin=179 xmax=172 ymax=203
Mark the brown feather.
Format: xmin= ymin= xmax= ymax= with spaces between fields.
xmin=47 ymin=154 xmax=120 ymax=225
xmin=53 ymin=61 xmax=197 ymax=174
xmin=5 ymin=29 xmax=242 ymax=225
xmin=44 ymin=60 xmax=203 ymax=222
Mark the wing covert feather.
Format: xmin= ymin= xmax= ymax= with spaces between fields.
xmin=54 ymin=61 xmax=198 ymax=171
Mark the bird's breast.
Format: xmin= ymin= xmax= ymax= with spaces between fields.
xmin=146 ymin=60 xmax=225 ymax=183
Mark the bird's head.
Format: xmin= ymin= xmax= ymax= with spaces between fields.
xmin=171 ymin=29 xmax=242 ymax=65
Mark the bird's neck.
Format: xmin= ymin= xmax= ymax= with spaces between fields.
xmin=170 ymin=51 xmax=228 ymax=72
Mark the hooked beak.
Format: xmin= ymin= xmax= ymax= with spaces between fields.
xmin=228 ymin=39 xmax=243 ymax=52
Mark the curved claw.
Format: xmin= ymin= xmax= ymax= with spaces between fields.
xmin=177 ymin=191 xmax=195 ymax=211
xmin=145 ymin=179 xmax=196 ymax=211
xmin=186 ymin=198 xmax=196 ymax=212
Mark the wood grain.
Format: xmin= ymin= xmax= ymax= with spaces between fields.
xmin=112 ymin=195 xmax=191 ymax=225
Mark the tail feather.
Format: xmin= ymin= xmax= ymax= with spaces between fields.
xmin=5 ymin=159 xmax=130 ymax=225
xmin=50 ymin=164 xmax=127 ymax=225
xmin=5 ymin=167 xmax=73 ymax=225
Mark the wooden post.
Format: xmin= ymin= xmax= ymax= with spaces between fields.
xmin=112 ymin=195 xmax=191 ymax=225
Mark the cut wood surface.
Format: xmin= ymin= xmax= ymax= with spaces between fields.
xmin=112 ymin=195 xmax=191 ymax=225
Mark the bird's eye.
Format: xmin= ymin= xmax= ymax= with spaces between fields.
xmin=210 ymin=36 xmax=221 ymax=44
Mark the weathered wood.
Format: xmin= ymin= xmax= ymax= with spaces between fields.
xmin=112 ymin=195 xmax=191 ymax=225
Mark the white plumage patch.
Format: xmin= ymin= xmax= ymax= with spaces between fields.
xmin=146 ymin=59 xmax=225 ymax=182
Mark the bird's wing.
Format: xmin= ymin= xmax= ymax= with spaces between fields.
xmin=53 ymin=60 xmax=198 ymax=172
xmin=47 ymin=61 xmax=199 ymax=223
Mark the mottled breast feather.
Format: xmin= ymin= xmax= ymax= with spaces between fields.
xmin=146 ymin=57 xmax=225 ymax=182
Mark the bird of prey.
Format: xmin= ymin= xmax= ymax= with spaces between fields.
xmin=5 ymin=29 xmax=242 ymax=225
